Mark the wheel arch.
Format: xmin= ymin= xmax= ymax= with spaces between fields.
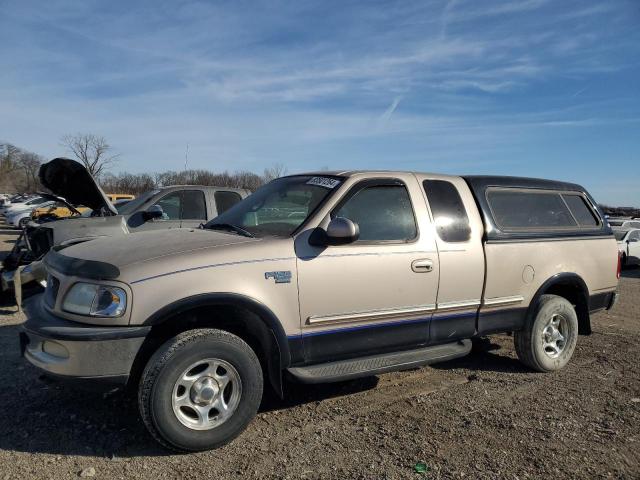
xmin=128 ymin=293 xmax=290 ymax=397
xmin=529 ymin=273 xmax=591 ymax=335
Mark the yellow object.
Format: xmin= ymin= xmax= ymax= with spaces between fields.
xmin=31 ymin=204 xmax=90 ymax=220
xmin=107 ymin=193 xmax=135 ymax=202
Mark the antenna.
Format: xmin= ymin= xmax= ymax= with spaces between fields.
xmin=184 ymin=143 xmax=189 ymax=171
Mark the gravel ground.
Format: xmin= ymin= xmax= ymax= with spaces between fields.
xmin=0 ymin=221 xmax=638 ymax=479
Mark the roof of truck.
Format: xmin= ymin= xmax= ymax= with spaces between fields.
xmin=295 ymin=171 xmax=585 ymax=192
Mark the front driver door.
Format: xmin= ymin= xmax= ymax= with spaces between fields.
xmin=295 ymin=175 xmax=440 ymax=363
xmin=135 ymin=191 xmax=183 ymax=231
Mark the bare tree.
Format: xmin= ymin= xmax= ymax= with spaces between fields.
xmin=60 ymin=133 xmax=119 ymax=178
xmin=0 ymin=143 xmax=43 ymax=192
xmin=263 ymin=163 xmax=288 ymax=182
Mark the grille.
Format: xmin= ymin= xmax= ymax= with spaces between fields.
xmin=45 ymin=275 xmax=60 ymax=308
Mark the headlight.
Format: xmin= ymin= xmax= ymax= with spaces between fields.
xmin=62 ymin=282 xmax=127 ymax=317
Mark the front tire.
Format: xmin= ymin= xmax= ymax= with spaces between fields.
xmin=514 ymin=294 xmax=578 ymax=372
xmin=138 ymin=329 xmax=263 ymax=451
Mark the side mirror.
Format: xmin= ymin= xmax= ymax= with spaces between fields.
xmin=324 ymin=217 xmax=359 ymax=246
xmin=144 ymin=204 xmax=164 ymax=221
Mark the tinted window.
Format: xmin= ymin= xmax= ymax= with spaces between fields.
xmin=156 ymin=192 xmax=181 ymax=220
xmin=334 ymin=184 xmax=416 ymax=241
xmin=181 ymin=190 xmax=207 ymax=220
xmin=562 ymin=194 xmax=598 ymax=226
xmin=488 ymin=189 xmax=577 ymax=230
xmin=215 ymin=191 xmax=243 ymax=215
xmin=423 ymin=180 xmax=471 ymax=242
xmin=630 ymin=230 xmax=640 ymax=241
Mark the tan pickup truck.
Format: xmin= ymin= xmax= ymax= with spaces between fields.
xmin=20 ymin=171 xmax=620 ymax=451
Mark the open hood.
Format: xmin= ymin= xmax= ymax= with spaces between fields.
xmin=39 ymin=158 xmax=117 ymax=215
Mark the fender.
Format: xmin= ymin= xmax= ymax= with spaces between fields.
xmin=143 ymin=292 xmax=291 ymax=369
xmin=141 ymin=292 xmax=291 ymax=398
xmin=528 ymin=272 xmax=591 ymax=335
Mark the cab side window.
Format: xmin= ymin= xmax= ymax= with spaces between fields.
xmin=181 ymin=190 xmax=207 ymax=220
xmin=334 ymin=184 xmax=417 ymax=242
xmin=423 ymin=180 xmax=471 ymax=242
xmin=215 ymin=191 xmax=243 ymax=215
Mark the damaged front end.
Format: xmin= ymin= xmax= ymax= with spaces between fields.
xmin=1 ymin=157 xmax=118 ymax=305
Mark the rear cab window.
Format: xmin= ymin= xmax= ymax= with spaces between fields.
xmin=422 ymin=180 xmax=471 ymax=242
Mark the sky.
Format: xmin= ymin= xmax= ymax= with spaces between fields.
xmin=0 ymin=0 xmax=639 ymax=206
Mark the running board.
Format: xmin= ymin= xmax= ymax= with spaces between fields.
xmin=287 ymin=339 xmax=471 ymax=384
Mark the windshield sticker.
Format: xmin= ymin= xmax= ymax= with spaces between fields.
xmin=306 ymin=177 xmax=341 ymax=189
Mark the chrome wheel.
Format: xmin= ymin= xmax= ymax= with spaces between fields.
xmin=171 ymin=358 xmax=242 ymax=431
xmin=542 ymin=313 xmax=567 ymax=358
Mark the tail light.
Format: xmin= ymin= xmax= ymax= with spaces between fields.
xmin=617 ymin=252 xmax=622 ymax=279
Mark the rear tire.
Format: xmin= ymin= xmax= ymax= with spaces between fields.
xmin=514 ymin=294 xmax=578 ymax=372
xmin=138 ymin=328 xmax=263 ymax=451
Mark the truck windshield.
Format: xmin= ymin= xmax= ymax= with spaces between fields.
xmin=205 ymin=175 xmax=342 ymax=237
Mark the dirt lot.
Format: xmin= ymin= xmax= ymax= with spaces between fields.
xmin=0 ymin=221 xmax=638 ymax=479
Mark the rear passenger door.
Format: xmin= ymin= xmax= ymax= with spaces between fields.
xmin=419 ymin=176 xmax=485 ymax=342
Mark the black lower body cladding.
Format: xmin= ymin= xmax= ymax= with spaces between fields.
xmin=20 ymin=294 xmax=150 ymax=385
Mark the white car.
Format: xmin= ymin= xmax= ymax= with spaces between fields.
xmin=3 ymin=196 xmax=49 ymax=216
xmin=5 ymin=201 xmax=56 ymax=228
xmin=608 ymin=218 xmax=640 ymax=229
xmin=614 ymin=228 xmax=640 ymax=266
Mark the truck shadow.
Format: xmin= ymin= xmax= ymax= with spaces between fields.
xmin=431 ymin=336 xmax=531 ymax=374
xmin=621 ymin=265 xmax=640 ymax=279
xmin=0 ymin=322 xmax=524 ymax=458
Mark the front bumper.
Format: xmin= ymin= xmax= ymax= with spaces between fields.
xmin=20 ymin=294 xmax=150 ymax=386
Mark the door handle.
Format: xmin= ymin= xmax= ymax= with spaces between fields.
xmin=411 ymin=259 xmax=433 ymax=273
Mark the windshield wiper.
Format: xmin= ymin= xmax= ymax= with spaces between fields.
xmin=206 ymin=223 xmax=255 ymax=238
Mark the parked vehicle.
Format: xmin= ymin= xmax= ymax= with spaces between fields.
xmin=613 ymin=228 xmax=640 ymax=266
xmin=1 ymin=195 xmax=46 ymax=215
xmin=6 ymin=200 xmax=57 ymax=228
xmin=107 ymin=193 xmax=136 ymax=203
xmin=19 ymin=171 xmax=619 ymax=451
xmin=4 ymin=195 xmax=51 ymax=219
xmin=0 ymin=193 xmax=28 ymax=210
xmin=1 ymin=158 xmax=249 ymax=296
xmin=31 ymin=203 xmax=89 ymax=222
xmin=608 ymin=218 xmax=640 ymax=229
